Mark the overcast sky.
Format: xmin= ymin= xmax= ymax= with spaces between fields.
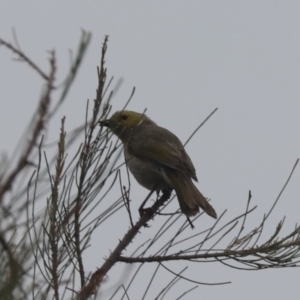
xmin=1 ymin=2 xmax=300 ymax=300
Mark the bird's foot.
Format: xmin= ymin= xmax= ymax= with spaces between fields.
xmin=139 ymin=207 xmax=154 ymax=217
xmin=139 ymin=207 xmax=155 ymax=227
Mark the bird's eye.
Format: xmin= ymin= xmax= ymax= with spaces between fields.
xmin=121 ymin=115 xmax=128 ymax=120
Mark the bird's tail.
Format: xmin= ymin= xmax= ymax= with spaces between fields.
xmin=168 ymin=172 xmax=217 ymax=218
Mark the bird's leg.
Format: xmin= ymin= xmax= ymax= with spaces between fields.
xmin=153 ymin=188 xmax=172 ymax=208
xmin=139 ymin=188 xmax=173 ymax=228
xmin=139 ymin=187 xmax=173 ymax=218
xmin=139 ymin=188 xmax=156 ymax=216
xmin=139 ymin=187 xmax=172 ymax=215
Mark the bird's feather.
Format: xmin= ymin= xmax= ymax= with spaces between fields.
xmin=128 ymin=125 xmax=197 ymax=181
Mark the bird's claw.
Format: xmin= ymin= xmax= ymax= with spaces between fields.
xmin=139 ymin=207 xmax=154 ymax=217
xmin=139 ymin=207 xmax=155 ymax=228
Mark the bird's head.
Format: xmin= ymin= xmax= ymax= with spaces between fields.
xmin=99 ymin=110 xmax=149 ymax=141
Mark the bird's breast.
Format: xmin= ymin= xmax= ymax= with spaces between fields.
xmin=124 ymin=148 xmax=172 ymax=191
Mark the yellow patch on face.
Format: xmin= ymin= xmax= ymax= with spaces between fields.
xmin=110 ymin=111 xmax=145 ymax=128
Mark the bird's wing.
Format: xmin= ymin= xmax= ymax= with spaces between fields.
xmin=128 ymin=126 xmax=197 ymax=180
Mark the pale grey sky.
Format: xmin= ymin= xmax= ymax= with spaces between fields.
xmin=1 ymin=2 xmax=300 ymax=299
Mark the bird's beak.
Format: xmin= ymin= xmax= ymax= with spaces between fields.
xmin=99 ymin=119 xmax=111 ymax=127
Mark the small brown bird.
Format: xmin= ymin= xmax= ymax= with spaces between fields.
xmin=99 ymin=110 xmax=217 ymax=219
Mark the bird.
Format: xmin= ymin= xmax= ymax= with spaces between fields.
xmin=99 ymin=110 xmax=217 ymax=219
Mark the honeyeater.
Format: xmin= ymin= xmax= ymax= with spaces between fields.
xmin=99 ymin=110 xmax=217 ymax=219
